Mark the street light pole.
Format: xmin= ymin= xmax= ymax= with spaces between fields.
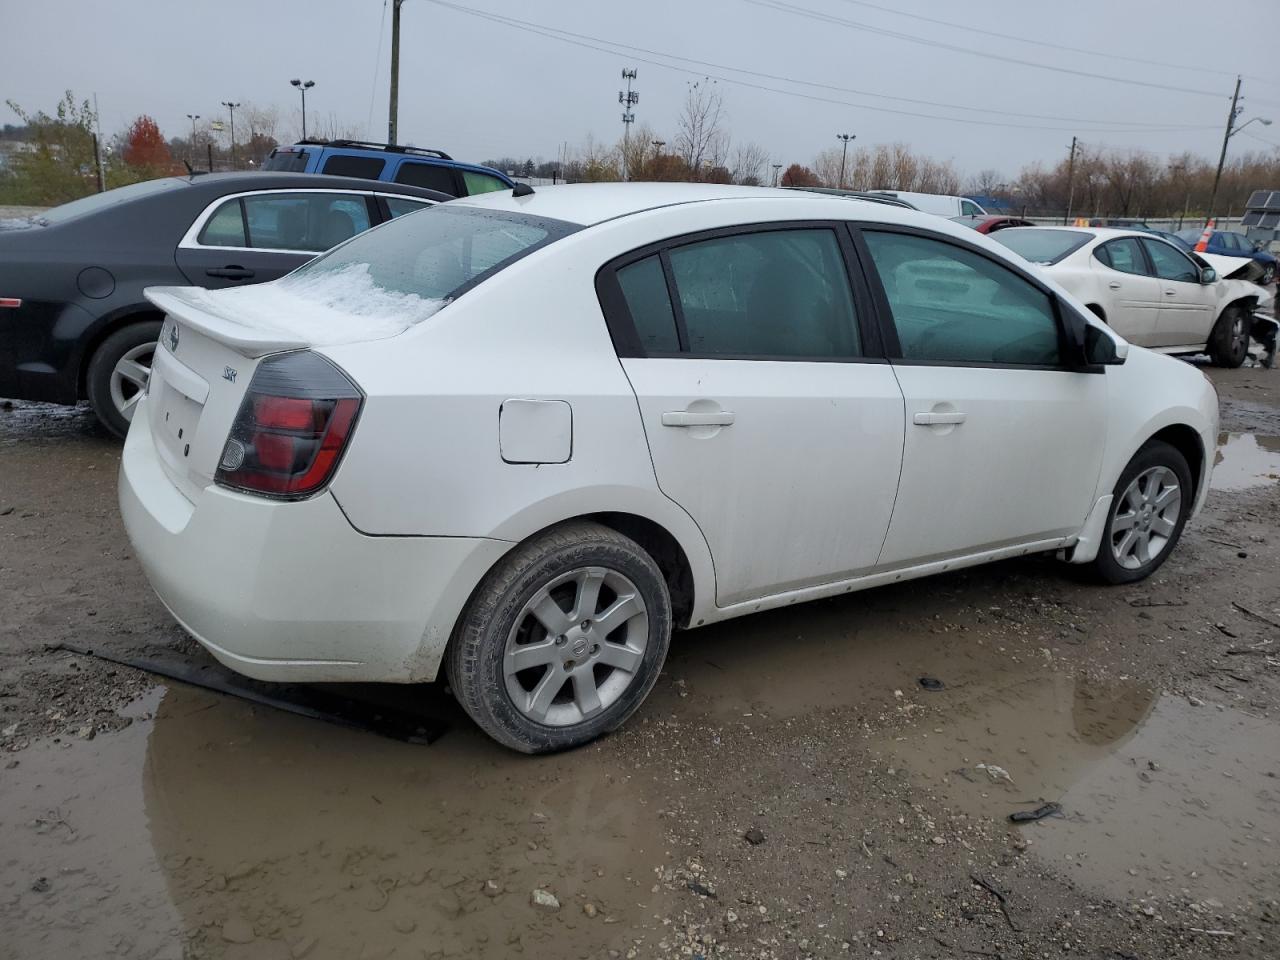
xmin=771 ymin=163 xmax=783 ymax=187
xmin=186 ymin=114 xmax=200 ymax=161
xmin=221 ymin=101 xmax=241 ymax=168
xmin=836 ymin=133 xmax=855 ymax=189
xmin=1063 ymin=136 xmax=1078 ymax=225
xmin=1208 ymin=76 xmax=1243 ymax=224
xmin=388 ymin=0 xmax=403 ymax=145
xmin=291 ymin=79 xmax=315 ymax=140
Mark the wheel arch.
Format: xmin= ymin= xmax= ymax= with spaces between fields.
xmin=1145 ymin=423 xmax=1206 ymax=503
xmin=76 ymin=305 xmax=164 ymax=399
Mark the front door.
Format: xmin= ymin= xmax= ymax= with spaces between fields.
xmin=857 ymin=228 xmax=1108 ymax=567
xmin=1141 ymin=237 xmax=1216 ymax=347
xmin=602 ymin=225 xmax=906 ymax=606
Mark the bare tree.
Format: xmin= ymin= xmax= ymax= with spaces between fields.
xmin=966 ymin=168 xmax=1004 ymax=195
xmin=729 ymin=141 xmax=769 ymax=185
xmin=675 ymin=80 xmax=727 ymax=174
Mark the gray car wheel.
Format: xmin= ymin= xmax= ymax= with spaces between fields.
xmin=447 ymin=520 xmax=672 ymax=753
xmin=86 ymin=321 xmax=162 ymax=438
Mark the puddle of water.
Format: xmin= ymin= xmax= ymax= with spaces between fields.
xmin=873 ymin=672 xmax=1280 ymax=909
xmin=0 ymin=684 xmax=670 ymax=959
xmin=0 ymin=399 xmax=102 ymax=444
xmin=1213 ymin=432 xmax=1280 ymax=491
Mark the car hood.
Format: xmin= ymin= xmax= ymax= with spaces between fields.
xmin=1200 ymin=252 xmax=1266 ymax=284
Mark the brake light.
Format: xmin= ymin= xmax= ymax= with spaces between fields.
xmin=216 ymin=351 xmax=363 ymax=500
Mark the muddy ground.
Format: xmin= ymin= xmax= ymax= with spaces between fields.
xmin=1 ymin=363 xmax=1279 ymax=960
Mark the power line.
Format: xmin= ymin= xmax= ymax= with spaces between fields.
xmin=829 ymin=0 xmax=1269 ymax=83
xmin=426 ymin=0 xmax=1218 ymax=134
xmin=745 ymin=0 xmax=1244 ymax=102
xmin=1241 ymin=130 xmax=1280 ymax=150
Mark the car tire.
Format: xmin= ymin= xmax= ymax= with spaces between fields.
xmin=1090 ymin=440 xmax=1193 ymax=585
xmin=446 ymin=520 xmax=672 ymax=753
xmin=1262 ymin=263 xmax=1275 ymax=285
xmin=1208 ymin=306 xmax=1249 ymax=368
xmin=86 ymin=321 xmax=162 ymax=438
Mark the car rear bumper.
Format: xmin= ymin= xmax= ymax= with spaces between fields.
xmin=118 ymin=397 xmax=511 ymax=683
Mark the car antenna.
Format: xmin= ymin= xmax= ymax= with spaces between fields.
xmin=182 ymin=159 xmax=195 ymax=176
xmin=512 ymin=182 xmax=535 ymax=197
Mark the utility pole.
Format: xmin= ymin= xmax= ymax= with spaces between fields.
xmin=619 ymin=69 xmax=638 ymax=179
xmin=186 ymin=114 xmax=200 ymax=162
xmin=291 ymin=79 xmax=315 ymax=140
xmin=388 ymin=0 xmax=403 ymax=145
xmin=221 ymin=101 xmax=241 ymax=168
xmin=836 ymin=133 xmax=855 ymax=189
xmin=771 ymin=163 xmax=783 ymax=187
xmin=1063 ymin=135 xmax=1078 ymax=225
xmin=1208 ymin=75 xmax=1243 ymax=224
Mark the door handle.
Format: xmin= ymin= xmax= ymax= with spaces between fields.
xmin=1108 ymin=281 xmax=1122 ymax=290
xmin=1164 ymin=289 xmax=1177 ymax=296
xmin=662 ymin=410 xmax=736 ymax=427
xmin=206 ymin=266 xmax=255 ymax=280
xmin=913 ymin=411 xmax=967 ymax=426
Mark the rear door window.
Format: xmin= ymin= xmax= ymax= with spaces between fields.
xmin=394 ymin=161 xmax=459 ymax=195
xmin=385 ymin=197 xmax=433 ymax=218
xmin=666 ymin=229 xmax=861 ymax=358
xmin=1094 ymin=238 xmax=1148 ymax=275
xmin=321 ymin=154 xmax=386 ymax=179
xmin=615 ymin=255 xmax=681 ymax=353
xmin=241 ymin=193 xmax=373 ymax=252
xmin=197 ymin=199 xmax=247 ymax=247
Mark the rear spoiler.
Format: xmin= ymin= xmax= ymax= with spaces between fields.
xmin=145 ymin=286 xmax=308 ymax=358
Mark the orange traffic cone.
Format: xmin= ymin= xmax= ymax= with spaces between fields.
xmin=1194 ymin=219 xmax=1216 ymax=252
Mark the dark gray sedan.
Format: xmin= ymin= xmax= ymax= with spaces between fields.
xmin=0 ymin=172 xmax=447 ymax=435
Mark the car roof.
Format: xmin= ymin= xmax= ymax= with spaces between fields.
xmin=449 ymin=181 xmax=949 ymax=227
xmin=174 ymin=171 xmax=452 ymax=203
xmin=276 ymin=141 xmax=509 ymax=177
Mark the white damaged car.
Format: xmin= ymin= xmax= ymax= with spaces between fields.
xmin=120 ymin=184 xmax=1219 ymax=752
xmin=994 ymin=225 xmax=1272 ymax=367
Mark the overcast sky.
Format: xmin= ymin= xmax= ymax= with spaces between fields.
xmin=5 ymin=0 xmax=1278 ymax=178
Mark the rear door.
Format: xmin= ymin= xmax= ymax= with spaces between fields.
xmin=1141 ymin=237 xmax=1215 ymax=346
xmin=1090 ymin=237 xmax=1163 ymax=343
xmin=857 ymin=226 xmax=1107 ymax=566
xmin=175 ymin=190 xmax=378 ymax=289
xmin=599 ymin=223 xmax=906 ymax=607
xmin=391 ymin=160 xmax=462 ymax=197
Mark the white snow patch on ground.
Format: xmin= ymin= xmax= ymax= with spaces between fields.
xmin=182 ymin=263 xmax=447 ymax=345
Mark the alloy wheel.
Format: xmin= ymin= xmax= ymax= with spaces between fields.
xmin=109 ymin=342 xmax=154 ymax=423
xmin=1110 ymin=466 xmax=1181 ymax=570
xmin=503 ymin=566 xmax=649 ymax=727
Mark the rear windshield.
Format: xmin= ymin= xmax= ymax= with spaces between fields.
xmin=263 ymin=149 xmax=310 ymax=172
xmin=992 ymin=228 xmax=1093 ymax=265
xmin=290 ymin=205 xmax=581 ymax=301
xmin=38 ymin=177 xmax=185 ymax=225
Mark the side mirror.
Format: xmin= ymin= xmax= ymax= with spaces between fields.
xmin=1200 ymin=266 xmax=1217 ymax=284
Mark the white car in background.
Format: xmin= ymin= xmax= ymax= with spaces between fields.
xmin=994 ymin=226 xmax=1271 ymax=367
xmin=120 ymin=184 xmax=1218 ymax=752
xmin=866 ymin=190 xmax=986 ymax=218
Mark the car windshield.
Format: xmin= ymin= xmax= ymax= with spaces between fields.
xmin=37 ymin=177 xmax=186 ymax=225
xmin=992 ymin=228 xmax=1093 ymax=265
xmin=290 ymin=204 xmax=581 ymax=301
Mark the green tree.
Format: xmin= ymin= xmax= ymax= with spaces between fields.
xmin=2 ymin=91 xmax=99 ymax=205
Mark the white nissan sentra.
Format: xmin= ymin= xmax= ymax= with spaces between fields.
xmin=120 ymin=183 xmax=1217 ymax=752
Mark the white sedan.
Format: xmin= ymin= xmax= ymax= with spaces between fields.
xmin=994 ymin=225 xmax=1271 ymax=367
xmin=119 ymin=184 xmax=1218 ymax=752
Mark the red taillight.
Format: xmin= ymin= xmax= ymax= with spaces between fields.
xmin=216 ymin=352 xmax=363 ymax=500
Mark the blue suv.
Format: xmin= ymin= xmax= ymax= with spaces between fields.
xmin=263 ymin=139 xmax=514 ymax=198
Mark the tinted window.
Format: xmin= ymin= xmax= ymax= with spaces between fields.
xmin=616 ymin=255 xmax=680 ymax=353
xmin=666 ymin=229 xmax=860 ymax=358
xmin=197 ymin=199 xmax=246 ymax=247
xmin=960 ymin=200 xmax=982 ymax=216
xmin=292 ymin=206 xmax=579 ymax=300
xmin=1142 ymin=239 xmax=1199 ymax=282
xmin=385 ymin=197 xmax=431 ymax=218
xmin=242 ymin=193 xmax=373 ymax=252
xmin=1095 ymin=238 xmax=1148 ymax=275
xmin=262 ymin=149 xmax=310 ymax=172
xmin=993 ymin=228 xmax=1093 ymax=265
xmin=394 ymin=161 xmax=458 ymax=195
xmin=321 ymin=155 xmax=386 ymax=179
xmin=462 ymin=171 xmax=508 ymax=195
xmin=863 ymin=231 xmax=1060 ymax=365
